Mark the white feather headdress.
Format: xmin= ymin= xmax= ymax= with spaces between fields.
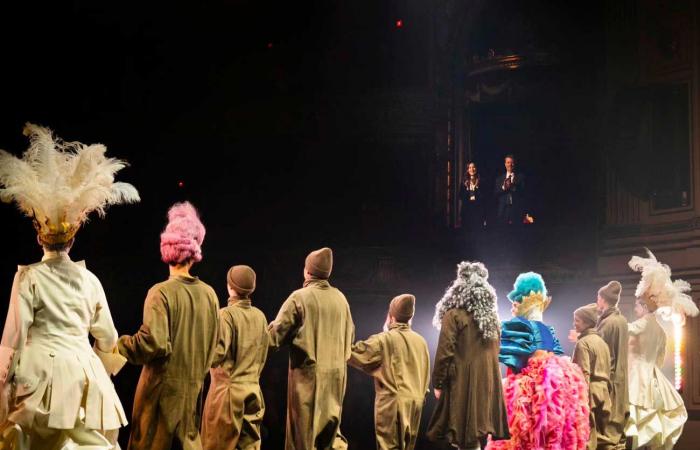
xmin=628 ymin=249 xmax=699 ymax=319
xmin=0 ymin=123 xmax=140 ymax=245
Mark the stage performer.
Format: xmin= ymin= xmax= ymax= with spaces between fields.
xmin=626 ymin=250 xmax=698 ymax=450
xmin=349 ymin=293 xmax=430 ymax=450
xmin=118 ymin=201 xmax=219 ymax=450
xmin=268 ymin=247 xmax=354 ymax=450
xmin=572 ymin=304 xmax=614 ymax=450
xmin=426 ymin=261 xmax=509 ymax=450
xmin=201 ymin=265 xmax=269 ymax=450
xmin=0 ymin=123 xmax=139 ymax=449
xmin=595 ymin=280 xmax=628 ymax=449
xmin=486 ymin=272 xmax=590 ymax=450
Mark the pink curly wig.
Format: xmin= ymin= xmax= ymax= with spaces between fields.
xmin=160 ymin=201 xmax=206 ymax=265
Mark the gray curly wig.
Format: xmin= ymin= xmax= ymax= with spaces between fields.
xmin=433 ymin=261 xmax=500 ymax=340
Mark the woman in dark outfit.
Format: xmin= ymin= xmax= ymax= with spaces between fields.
xmin=459 ymin=162 xmax=485 ymax=231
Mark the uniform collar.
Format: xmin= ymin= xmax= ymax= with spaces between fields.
xmin=228 ymin=297 xmax=251 ymax=308
xmin=577 ymin=328 xmax=598 ymax=340
xmin=303 ymin=278 xmax=331 ymax=289
xmin=598 ymin=306 xmax=619 ymax=323
xmin=389 ymin=322 xmax=410 ymax=331
xmin=42 ymin=250 xmax=70 ymax=262
xmin=170 ymin=274 xmax=199 ymax=284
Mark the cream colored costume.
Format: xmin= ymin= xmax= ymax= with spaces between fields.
xmin=626 ymin=314 xmax=686 ymax=450
xmin=626 ymin=249 xmax=699 ymax=450
xmin=0 ymin=252 xmax=128 ymax=448
xmin=0 ymin=123 xmax=139 ymax=449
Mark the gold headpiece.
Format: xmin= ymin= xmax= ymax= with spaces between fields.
xmin=32 ymin=218 xmax=80 ymax=246
xmin=515 ymin=291 xmax=551 ymax=317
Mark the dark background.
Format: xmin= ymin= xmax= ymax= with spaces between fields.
xmin=0 ymin=1 xmax=610 ymax=449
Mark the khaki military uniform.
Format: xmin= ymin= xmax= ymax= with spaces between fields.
xmin=573 ymin=328 xmax=614 ymax=450
xmin=119 ymin=275 xmax=219 ymax=450
xmin=201 ymin=298 xmax=269 ymax=450
xmin=349 ymin=322 xmax=430 ymax=450
xmin=268 ymin=279 xmax=354 ymax=450
xmin=596 ymin=307 xmax=629 ymax=449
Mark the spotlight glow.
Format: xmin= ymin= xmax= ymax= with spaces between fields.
xmin=395 ymin=19 xmax=403 ymax=28
xmin=671 ymin=312 xmax=683 ymax=391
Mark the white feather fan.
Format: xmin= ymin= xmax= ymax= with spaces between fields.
xmin=0 ymin=123 xmax=140 ymax=237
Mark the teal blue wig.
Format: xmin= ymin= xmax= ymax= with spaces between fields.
xmin=507 ymin=272 xmax=547 ymax=303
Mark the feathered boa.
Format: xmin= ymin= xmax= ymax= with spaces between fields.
xmin=433 ymin=261 xmax=500 ymax=340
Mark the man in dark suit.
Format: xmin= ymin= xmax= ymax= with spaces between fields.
xmin=494 ymin=154 xmax=525 ymax=225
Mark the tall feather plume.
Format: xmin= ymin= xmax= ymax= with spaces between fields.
xmin=672 ymin=279 xmax=699 ymax=317
xmin=0 ymin=123 xmax=140 ymax=233
xmin=628 ymin=248 xmax=699 ymax=319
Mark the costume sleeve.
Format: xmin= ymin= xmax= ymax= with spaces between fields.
xmin=432 ymin=311 xmax=459 ymax=389
xmin=268 ymin=293 xmax=302 ymax=351
xmin=499 ymin=319 xmax=534 ymax=371
xmin=89 ymin=278 xmax=118 ymax=352
xmin=212 ymin=309 xmax=235 ymax=368
xmin=118 ymin=287 xmax=172 ymax=365
xmin=628 ymin=317 xmax=647 ymax=336
xmin=0 ymin=268 xmax=34 ymax=384
xmin=345 ymin=301 xmax=355 ymax=361
xmin=0 ymin=268 xmax=33 ymax=424
xmin=349 ymin=333 xmax=383 ymax=374
xmin=572 ymin=341 xmax=591 ymax=385
xmin=549 ymin=325 xmax=564 ymax=355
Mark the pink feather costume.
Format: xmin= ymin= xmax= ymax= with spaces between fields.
xmin=487 ymin=272 xmax=590 ymax=450
xmin=487 ymin=351 xmax=590 ymax=450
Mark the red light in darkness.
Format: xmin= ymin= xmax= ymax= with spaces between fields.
xmin=395 ymin=19 xmax=403 ymax=28
xmin=178 ymin=181 xmax=184 ymax=188
xmin=267 ymin=42 xmax=273 ymax=49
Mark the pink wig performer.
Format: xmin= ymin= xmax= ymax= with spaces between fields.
xmin=160 ymin=201 xmax=206 ymax=265
xmin=118 ymin=201 xmax=220 ymax=450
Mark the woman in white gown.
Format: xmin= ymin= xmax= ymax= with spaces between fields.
xmin=626 ymin=250 xmax=699 ymax=450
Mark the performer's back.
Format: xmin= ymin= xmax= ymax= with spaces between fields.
xmin=144 ymin=276 xmax=219 ymax=380
xmin=4 ymin=252 xmax=126 ymax=431
xmin=119 ymin=274 xmax=219 ymax=450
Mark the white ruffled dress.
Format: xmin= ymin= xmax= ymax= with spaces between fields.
xmin=626 ymin=314 xmax=686 ymax=450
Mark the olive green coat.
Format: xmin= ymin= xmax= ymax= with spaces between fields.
xmin=426 ymin=308 xmax=509 ymax=448
xmin=118 ymin=275 xmax=219 ymax=450
xmin=573 ymin=328 xmax=614 ymax=450
xmin=201 ymin=298 xmax=269 ymax=450
xmin=349 ymin=322 xmax=430 ymax=450
xmin=596 ymin=306 xmax=629 ymax=448
xmin=268 ymin=279 xmax=354 ymax=450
